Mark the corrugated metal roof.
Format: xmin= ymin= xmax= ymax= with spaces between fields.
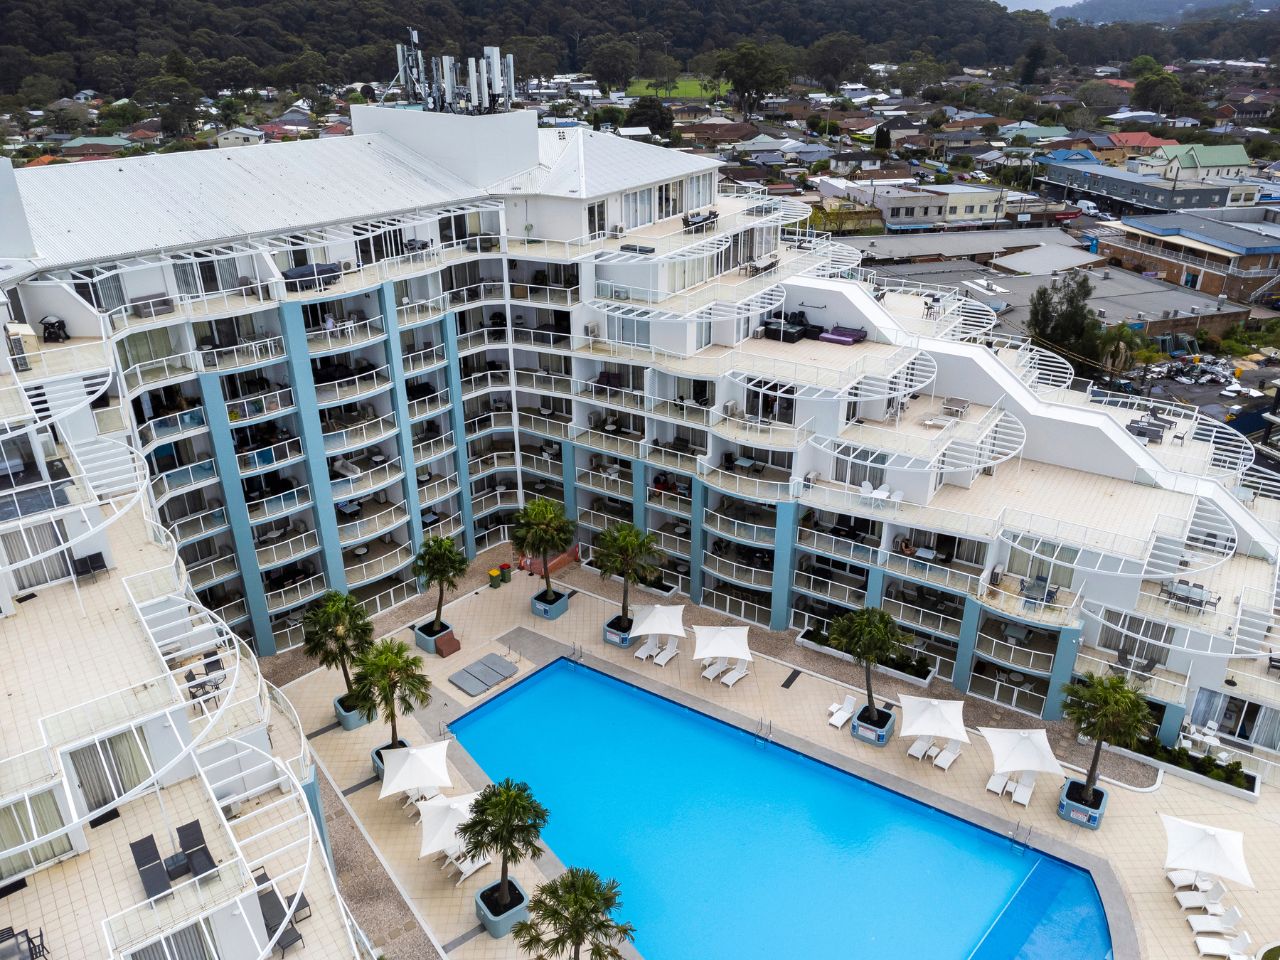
xmin=16 ymin=135 xmax=487 ymax=268
xmin=491 ymin=128 xmax=719 ymax=199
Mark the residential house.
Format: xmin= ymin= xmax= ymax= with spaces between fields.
xmin=59 ymin=135 xmax=132 ymax=158
xmin=1133 ymin=144 xmax=1252 ymax=180
xmin=215 ymin=126 xmax=266 ymax=148
xmin=677 ymin=121 xmax=759 ymax=148
xmin=998 ymin=121 xmax=1069 ymax=142
xmin=319 ymin=120 xmax=352 ymax=139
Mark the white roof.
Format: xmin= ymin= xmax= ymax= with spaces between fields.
xmin=617 ymin=126 xmax=652 ymax=137
xmin=488 ymin=127 xmax=718 ymax=200
xmin=15 ymin=134 xmax=488 ymax=268
xmin=990 ymin=245 xmax=1105 ymax=275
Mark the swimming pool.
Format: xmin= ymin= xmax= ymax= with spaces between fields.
xmin=451 ymin=660 xmax=1113 ymax=960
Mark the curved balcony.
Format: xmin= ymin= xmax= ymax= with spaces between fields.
xmin=265 ymin=572 xmax=326 ymax=614
xmin=414 ymin=432 xmax=456 ymax=464
xmin=704 ymin=505 xmax=776 ymax=545
xmin=407 ymin=387 xmax=451 ymax=422
xmin=256 ymin=528 xmax=321 ymax=570
xmin=122 ymin=353 xmax=199 ymax=396
xmin=151 ymin=458 xmax=218 ymax=504
xmin=703 ymin=549 xmax=774 ymax=589
xmin=472 ymin=487 xmax=522 ymax=517
xmin=188 ymin=554 xmax=239 ymax=591
xmin=323 ymin=412 xmax=399 ymax=454
xmin=237 ymin=437 xmax=304 ymax=477
xmin=315 ymin=365 xmax=392 ymax=407
xmin=977 ymin=334 xmax=1076 ymax=395
xmin=198 ymin=335 xmax=285 ymax=372
xmin=709 ymin=409 xmax=814 ymax=449
xmin=0 ymin=340 xmax=114 ymax=439
xmin=226 ymin=386 xmax=296 ymax=426
xmin=1078 ymin=598 xmax=1258 ymax=662
xmin=974 ymin=626 xmax=1058 ymax=675
xmin=403 ymin=343 xmax=447 ymax=375
xmin=345 ymin=541 xmax=413 ymax=588
xmin=418 ymin=471 xmax=460 ymax=506
xmin=331 ymin=457 xmax=404 ymax=500
xmin=246 ymin=485 xmax=312 ymax=525
xmin=338 ymin=501 xmax=409 ymax=546
xmin=305 ymin=315 xmax=386 ymax=356
xmin=698 ymin=462 xmax=795 ymax=502
xmin=170 ymin=506 xmax=230 ymax=544
xmin=138 ymin=408 xmax=208 ymax=453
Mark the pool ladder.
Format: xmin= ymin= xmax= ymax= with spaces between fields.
xmin=1010 ymin=820 xmax=1033 ymax=853
xmin=569 ymin=643 xmax=586 ymax=662
xmin=754 ymin=718 xmax=773 ymax=744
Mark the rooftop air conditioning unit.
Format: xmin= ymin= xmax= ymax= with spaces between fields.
xmin=1190 ymin=306 xmax=1200 ymax=315
xmin=1135 ymin=312 xmax=1145 ymax=321
xmin=1218 ymin=294 xmax=1228 ymax=303
xmin=1097 ymin=308 xmax=1107 ymax=318
xmin=613 ymin=287 xmax=630 ymax=301
xmin=584 ymin=322 xmax=599 ymax=339
xmin=724 ymin=400 xmax=740 ymax=417
xmin=1103 ymin=269 xmax=1111 ymax=279
xmin=868 ymin=239 xmax=877 ymax=246
xmin=341 ymin=260 xmax=354 ymax=271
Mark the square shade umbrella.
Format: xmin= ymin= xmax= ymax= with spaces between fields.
xmin=1161 ymin=815 xmax=1254 ymax=888
xmin=629 ymin=604 xmax=687 ymax=639
xmin=418 ymin=791 xmax=480 ymax=858
xmin=378 ymin=742 xmax=452 ymax=800
xmin=899 ymin=696 xmax=970 ymax=743
xmin=692 ymin=625 xmax=752 ymax=662
xmin=978 ymin=727 xmax=1066 ymax=777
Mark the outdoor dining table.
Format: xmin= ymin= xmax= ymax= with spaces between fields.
xmin=1022 ymin=583 xmax=1052 ymax=603
xmin=733 ymin=456 xmax=754 ymax=470
xmin=0 ymin=932 xmax=34 ymax=960
xmin=1166 ymin=582 xmax=1212 ymax=608
xmin=913 ymin=547 xmax=938 ymax=562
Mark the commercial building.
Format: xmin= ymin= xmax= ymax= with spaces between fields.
xmin=4 ymin=106 xmax=1280 ymax=932
xmin=1037 ymin=158 xmax=1263 ymax=213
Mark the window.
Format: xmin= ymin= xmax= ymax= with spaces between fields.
xmin=687 ymin=173 xmax=714 ymax=210
xmin=964 ymin=205 xmax=975 ymax=214
xmin=979 ymin=205 xmax=988 ymax=213
xmin=656 ymin=180 xmax=684 ymax=218
xmin=622 ymin=189 xmax=653 ymax=229
xmin=890 ymin=207 xmax=901 ymax=217
xmin=587 ymin=201 xmax=606 ymax=236
xmin=949 ymin=206 xmax=957 ymax=215
xmin=0 ymin=789 xmax=73 ymax=880
xmin=67 ymin=726 xmax=154 ymax=815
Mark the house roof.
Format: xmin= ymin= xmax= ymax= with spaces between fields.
xmin=1155 ymin=144 xmax=1250 ymax=166
xmin=61 ymin=136 xmax=131 ymax=150
xmin=1108 ymin=132 xmax=1178 ymax=148
xmin=14 ymin=134 xmax=489 ymax=269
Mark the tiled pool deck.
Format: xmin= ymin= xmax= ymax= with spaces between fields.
xmin=284 ymin=580 xmax=1280 ymax=960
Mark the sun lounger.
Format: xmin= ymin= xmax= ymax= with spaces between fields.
xmin=1168 ymin=870 xmax=1212 ymax=891
xmin=633 ymin=636 xmax=661 ymax=661
xmin=448 ymin=669 xmax=489 ymax=697
xmin=479 ymin=653 xmax=517 ymax=679
xmin=1011 ymin=771 xmax=1038 ymax=806
xmin=130 ymin=835 xmax=172 ymax=900
xmin=1189 ymin=907 xmax=1243 ymax=936
xmin=907 ymin=736 xmax=934 ymax=760
xmin=1194 ymin=932 xmax=1251 ymax=959
xmin=701 ymin=657 xmax=729 ymax=680
xmin=829 ymin=695 xmax=858 ymax=729
xmin=444 ymin=851 xmax=491 ymax=886
xmin=1177 ymin=881 xmax=1227 ymax=913
xmin=933 ymin=739 xmax=962 ymax=771
xmin=653 ymin=637 xmax=679 ymax=667
xmin=985 ymin=773 xmax=1009 ymax=795
xmin=720 ymin=659 xmax=750 ymax=687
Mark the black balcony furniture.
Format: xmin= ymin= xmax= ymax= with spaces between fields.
xmin=184 ymin=670 xmax=210 ymax=699
xmin=257 ymin=883 xmax=305 ymax=956
xmin=26 ymin=930 xmax=47 ymax=959
xmin=1268 ymin=656 xmax=1280 ymax=674
xmin=761 ymin=319 xmax=805 ymax=343
xmin=130 ymin=835 xmax=172 ymax=900
xmin=255 ymin=870 xmax=311 ymax=922
xmin=281 ymin=263 xmax=340 ymax=291
xmin=177 ymin=820 xmax=216 ymax=878
xmin=203 ymin=654 xmax=226 ymax=691
xmin=72 ymin=552 xmax=108 ymax=582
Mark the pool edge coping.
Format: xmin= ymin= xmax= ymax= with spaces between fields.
xmin=424 ymin=626 xmax=1138 ymax=960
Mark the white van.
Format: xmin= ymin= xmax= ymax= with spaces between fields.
xmin=1076 ymin=199 xmax=1100 ymax=217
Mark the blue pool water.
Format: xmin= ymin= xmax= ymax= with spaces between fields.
xmin=451 ymin=660 xmax=1112 ymax=960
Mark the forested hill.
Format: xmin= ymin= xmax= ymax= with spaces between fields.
xmin=1 ymin=0 xmax=1278 ymax=98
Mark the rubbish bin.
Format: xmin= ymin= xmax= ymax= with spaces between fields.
xmin=499 ymin=563 xmax=512 ymax=583
xmin=488 ymin=569 xmax=501 ymax=589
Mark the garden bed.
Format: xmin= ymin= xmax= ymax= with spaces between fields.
xmin=1111 ymin=740 xmax=1260 ymax=801
xmin=796 ymin=633 xmax=935 ymax=688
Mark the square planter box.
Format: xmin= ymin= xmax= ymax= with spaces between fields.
xmin=851 ymin=708 xmax=895 ymax=747
xmin=414 ymin=621 xmax=460 ymax=657
xmin=334 ymin=695 xmax=369 ymax=731
xmin=1057 ymin=780 xmax=1107 ymax=829
xmin=476 ymin=877 xmax=529 ymax=938
xmin=371 ymin=739 xmax=409 ymax=780
xmin=531 ymin=589 xmax=570 ymax=620
xmin=603 ymin=615 xmax=634 ymax=647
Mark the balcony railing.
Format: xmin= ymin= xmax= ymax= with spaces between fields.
xmin=1074 ymin=650 xmax=1188 ymax=705
xmin=473 ymin=488 xmax=522 ymax=516
xmin=403 ymin=343 xmax=447 ymax=375
xmin=407 ymin=388 xmax=450 ymax=420
xmin=226 ymin=386 xmax=295 ymax=425
xmin=305 ymin=315 xmax=386 ymax=354
xmin=703 ymin=550 xmax=774 ymax=589
xmin=793 ymin=568 xmax=867 ymax=609
xmin=465 ymin=409 xmax=513 ymax=434
xmin=460 ymin=369 xmax=511 ymax=397
xmin=104 ymin=857 xmax=252 ymax=955
xmin=975 ymin=631 xmax=1056 ymax=675
xmin=102 ymin=281 xmax=277 ymax=334
xmin=703 ymin=588 xmax=771 ymax=627
xmin=647 ymin=488 xmax=692 ymax=516
xmin=577 ymin=507 xmax=629 ymax=531
xmin=331 ymin=457 xmax=404 ymax=499
xmin=968 ymin=672 xmax=1047 ymax=716
xmin=338 ymin=502 xmax=408 ymax=544
xmin=151 ymin=458 xmax=217 ymax=501
xmin=347 ymin=546 xmax=413 ymax=586
xmin=469 ymin=450 xmax=519 ymax=475
xmin=704 ymin=508 xmax=775 ymax=545
xmin=699 ymin=463 xmax=794 ymax=502
xmin=237 ymin=437 xmax=303 ymax=475
xmin=419 ymin=473 xmax=460 ymax=505
xmin=323 ymin=413 xmax=399 ymax=453
xmin=518 ymin=412 xmax=573 ymax=439
xmin=246 ymin=485 xmax=312 ymax=524
xmin=508 ymin=282 xmax=580 ymax=307
xmin=138 ymin=408 xmax=207 ymax=451
xmin=265 ymin=573 xmax=327 ymax=613
xmin=315 ymin=365 xmax=391 ymax=405
xmin=414 ymin=433 xmax=455 ymax=463
xmin=521 ymin=451 xmax=562 ymax=478
xmin=123 ymin=354 xmax=199 ymax=394
xmin=798 ymin=526 xmax=877 ymax=566
xmin=577 ymin=468 xmax=633 ymax=498
xmin=652 ymin=528 xmax=691 ymax=556
xmin=188 ymin=554 xmax=238 ymax=589
xmin=881 ymin=596 xmax=963 ymax=639
xmin=358 ymin=578 xmax=418 ymax=617
xmin=457 ymin=325 xmax=510 ymax=353
xmin=256 ymin=529 xmax=320 ymax=568
xmin=198 ymin=335 xmax=285 ymax=371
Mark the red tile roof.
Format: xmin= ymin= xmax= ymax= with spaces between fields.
xmin=1108 ymin=132 xmax=1178 ymax=148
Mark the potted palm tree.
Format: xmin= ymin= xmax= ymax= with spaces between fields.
xmin=593 ymin=522 xmax=660 ymax=647
xmin=1058 ymin=673 xmax=1151 ymax=829
xmin=513 ymin=867 xmax=636 ymax=960
xmin=511 ymin=498 xmax=576 ymax=620
xmin=412 ymin=535 xmax=469 ymax=655
xmin=827 ymin=609 xmax=904 ymax=747
xmin=302 ymin=590 xmax=374 ymax=730
xmin=458 ymin=779 xmax=550 ymax=938
xmin=350 ymin=638 xmax=433 ymax=778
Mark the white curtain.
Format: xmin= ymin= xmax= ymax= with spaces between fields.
xmin=0 ymin=789 xmax=72 ymax=880
xmin=1191 ymin=688 xmax=1228 ymax=728
xmin=2 ymin=521 xmax=70 ymax=590
xmin=130 ymin=921 xmax=217 ymax=960
xmin=1249 ymin=705 xmax=1280 ymax=752
xmin=68 ymin=728 xmax=152 ymax=813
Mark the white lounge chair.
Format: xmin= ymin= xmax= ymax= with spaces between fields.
xmin=829 ymin=695 xmax=858 ymax=729
xmin=653 ymin=637 xmax=679 ymax=667
xmin=1177 ymin=881 xmax=1227 ymax=914
xmin=445 ymin=850 xmax=491 ymax=886
xmin=1194 ymin=931 xmax=1251 ymax=959
xmin=933 ymin=739 xmax=962 ymax=771
xmin=701 ymin=657 xmax=729 ymax=681
xmin=1010 ymin=771 xmax=1038 ymax=806
xmin=1189 ymin=907 xmax=1243 ymax=936
xmin=907 ymin=736 xmax=935 ymax=760
xmin=985 ymin=772 xmax=1009 ymax=795
xmin=1168 ymin=870 xmax=1212 ymax=891
xmin=633 ymin=636 xmax=660 ymax=661
xmin=721 ymin=659 xmax=750 ymax=687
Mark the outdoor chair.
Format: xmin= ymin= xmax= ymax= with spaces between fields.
xmin=129 ymin=835 xmax=171 ymax=900
xmin=176 ymin=820 xmax=216 ymax=878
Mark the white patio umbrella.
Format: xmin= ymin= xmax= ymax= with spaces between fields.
xmin=417 ymin=791 xmax=480 ymax=858
xmin=979 ymin=727 xmax=1066 ymax=777
xmin=629 ymin=604 xmax=687 ymax=639
xmin=691 ymin=625 xmax=752 ymax=662
xmin=1161 ymin=815 xmax=1254 ymax=888
xmin=378 ymin=741 xmax=452 ymax=800
xmin=899 ymin=696 xmax=970 ymax=743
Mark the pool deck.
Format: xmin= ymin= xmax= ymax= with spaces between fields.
xmin=283 ymin=581 xmax=1280 ymax=960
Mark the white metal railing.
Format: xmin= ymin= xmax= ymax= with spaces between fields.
xmin=424 ymin=513 xmax=464 ymax=539
xmin=464 ymin=410 xmax=513 ymax=434
xmin=703 ymin=587 xmax=771 ymax=627
xmin=461 ymin=368 xmax=511 ymax=396
xmin=397 ymin=292 xmax=450 ymax=329
xmin=338 ymin=502 xmax=408 ymax=544
xmin=881 ymin=596 xmax=963 ymax=639
xmin=256 ymin=529 xmax=320 ymax=568
xmin=226 ymin=387 xmax=295 ymax=424
xmin=509 ymin=282 xmax=580 ymax=306
xmin=214 ymin=598 xmax=249 ymax=624
xmin=577 ymin=506 xmax=629 ymax=531
xmin=518 ymin=412 xmax=573 ymax=439
xmin=476 ymin=524 xmax=513 ymax=551
xmin=305 ymin=315 xmax=385 ymax=353
xmin=575 ymin=424 xmax=645 ymax=459
xmin=323 ymin=413 xmax=398 ymax=452
xmin=122 ymin=353 xmax=198 ymax=393
xmin=103 ymin=856 xmax=253 ymax=954
xmin=138 ymin=408 xmax=207 ymax=450
xmin=418 ymin=472 xmax=460 ymax=505
xmin=198 ymin=336 xmax=285 ymax=371
xmin=403 ymin=343 xmax=447 ymax=374
xmin=577 ymin=467 xmax=634 ymax=497
xmin=246 ymin=485 xmax=312 ymax=523
xmin=799 ymin=525 xmax=878 ymax=566
xmin=472 ymin=488 xmax=522 ymax=516
xmin=703 ymin=550 xmax=774 ymax=588
xmin=469 ymin=449 xmax=519 ymax=475
xmin=521 ymin=451 xmax=562 ymax=478
xmin=102 ymin=281 xmax=277 ymax=334
xmin=316 ymin=366 xmax=391 ymax=405
xmin=699 ymin=463 xmax=794 ymax=501
xmin=793 ymin=568 xmax=867 ymax=609
xmin=1074 ymin=650 xmax=1188 ymax=705
xmin=237 ymin=437 xmax=303 ymax=474
xmin=647 ymin=488 xmax=692 ymax=515
xmin=358 ymin=578 xmax=418 ymax=617
xmin=975 ymin=631 xmax=1056 ymax=675
xmin=414 ymin=433 xmax=455 ymax=463
xmin=151 ymin=458 xmax=218 ymax=500
xmin=170 ymin=506 xmax=229 ymax=542
xmin=704 ymin=508 xmax=775 ymax=544
xmin=265 ymin=573 xmax=326 ymax=612
xmin=968 ymin=673 xmax=1047 ymax=716
xmin=331 ymin=457 xmax=404 ymax=499
xmin=188 ymin=554 xmax=238 ymax=589
xmin=652 ymin=528 xmax=691 ymax=556
xmin=347 ymin=546 xmax=413 ymax=585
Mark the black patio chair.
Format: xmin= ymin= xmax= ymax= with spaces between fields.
xmin=129 ymin=835 xmax=171 ymax=899
xmin=176 ymin=820 xmax=216 ymax=878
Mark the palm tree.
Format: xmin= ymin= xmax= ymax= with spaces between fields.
xmin=351 ymin=638 xmax=432 ymax=750
xmin=458 ymin=779 xmax=549 ymax=913
xmin=412 ymin=535 xmax=470 ymax=633
xmin=513 ymin=867 xmax=637 ymax=960
xmin=511 ymin=498 xmax=576 ymax=603
xmin=1062 ymin=673 xmax=1152 ymax=807
xmin=593 ymin=523 xmax=660 ymax=627
xmin=302 ymin=591 xmax=373 ymax=705
xmin=1096 ymin=322 xmax=1139 ymax=379
xmin=827 ymin=608 xmax=905 ymax=727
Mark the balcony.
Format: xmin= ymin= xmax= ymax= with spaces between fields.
xmin=881 ymin=581 xmax=965 ymax=639
xmin=469 ymin=448 xmax=519 ymax=476
xmin=703 ymin=583 xmax=771 ymax=627
xmin=123 ymin=354 xmax=199 ymax=395
xmin=464 ymin=407 xmax=513 ymax=435
xmin=138 ymin=408 xmax=208 ymax=452
xmin=423 ymin=510 xmax=464 ymax=539
xmin=460 ymin=367 xmax=511 ymax=398
xmin=330 ymin=456 xmax=404 ymax=500
xmin=967 ymin=664 xmax=1049 ymax=717
xmin=700 ymin=460 xmax=793 ymax=502
xmin=652 ymin=518 xmax=692 ymax=557
xmin=508 ymin=282 xmax=580 ymax=307
xmin=576 ymin=423 xmax=646 ymax=460
xmin=711 ymin=409 xmax=814 ymax=448
xmin=577 ymin=465 xmax=633 ymax=499
xmin=650 ymin=398 xmax=714 ymax=426
xmin=264 ymin=571 xmax=326 ymax=613
xmin=225 ymin=386 xmax=295 ymax=425
xmin=518 ymin=411 xmax=573 ymax=440
xmin=521 ymin=447 xmax=562 ymax=479
xmin=414 ymin=431 xmax=455 ymax=464
xmin=188 ymin=554 xmax=239 ymax=590
xmin=975 ymin=623 xmax=1059 ymax=675
xmin=255 ymin=527 xmax=320 ymax=570
xmin=305 ymin=315 xmax=386 ymax=355
xmin=418 ymin=471 xmax=460 ymax=506
xmin=578 ymin=497 xmax=631 ymax=531
xmin=473 ymin=486 xmax=522 ymax=517
xmin=457 ymin=321 xmax=510 ymax=354
xmin=406 ymin=385 xmax=450 ymax=421
xmin=648 ymin=487 xmax=692 ymax=517
xmin=245 ymin=483 xmax=311 ymax=524
xmin=1074 ymin=647 xmax=1189 ymax=705
xmin=169 ymin=506 xmax=229 ymax=543
xmin=323 ymin=411 xmax=399 ymax=454
xmin=236 ymin=436 xmax=304 ymax=476
xmin=403 ymin=341 xmax=447 ymax=376
xmin=799 ymin=522 xmax=879 ymax=567
xmin=197 ymin=335 xmax=285 ymax=372
xmin=703 ymin=501 xmax=776 ymax=545
xmin=793 ymin=565 xmax=868 ymax=611
xmin=703 ymin=548 xmax=774 ymax=590
xmin=103 ymin=281 xmax=278 ymax=334
xmin=337 ymin=501 xmax=409 ymax=545
xmin=150 ymin=458 xmax=218 ymax=502
xmin=314 ymin=364 xmax=392 ymax=406
xmin=344 ymin=540 xmax=414 ymax=588
xmin=645 ymin=440 xmax=705 ymax=475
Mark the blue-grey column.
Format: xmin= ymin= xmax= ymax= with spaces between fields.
xmin=864 ymin=566 xmax=886 ymax=609
xmin=1042 ymin=625 xmax=1082 ymax=721
xmin=1156 ymin=701 xmax=1186 ymax=747
xmin=280 ymin=302 xmax=347 ymax=593
xmin=378 ymin=282 xmax=424 ymax=549
xmin=198 ymin=372 xmax=274 ymax=652
xmin=688 ymin=479 xmax=706 ymax=603
xmin=950 ymin=598 xmax=983 ymax=695
xmin=769 ymin=500 xmax=798 ymax=631
xmin=630 ymin=459 xmax=646 ymax=529
xmin=299 ymin=768 xmax=333 ymax=864
xmin=560 ymin=442 xmax=578 ymax=518
xmin=440 ymin=311 xmax=476 ymax=559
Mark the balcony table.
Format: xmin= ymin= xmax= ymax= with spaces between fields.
xmin=370 ymin=454 xmax=387 ymax=465
xmin=352 ymin=546 xmax=369 ymax=558
xmin=0 ymin=931 xmax=33 ymax=960
xmin=733 ymin=456 xmax=754 ymax=470
xmin=259 ymin=528 xmax=284 ymax=543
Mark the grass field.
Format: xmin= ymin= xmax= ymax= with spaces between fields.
xmin=624 ymin=76 xmax=710 ymax=98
